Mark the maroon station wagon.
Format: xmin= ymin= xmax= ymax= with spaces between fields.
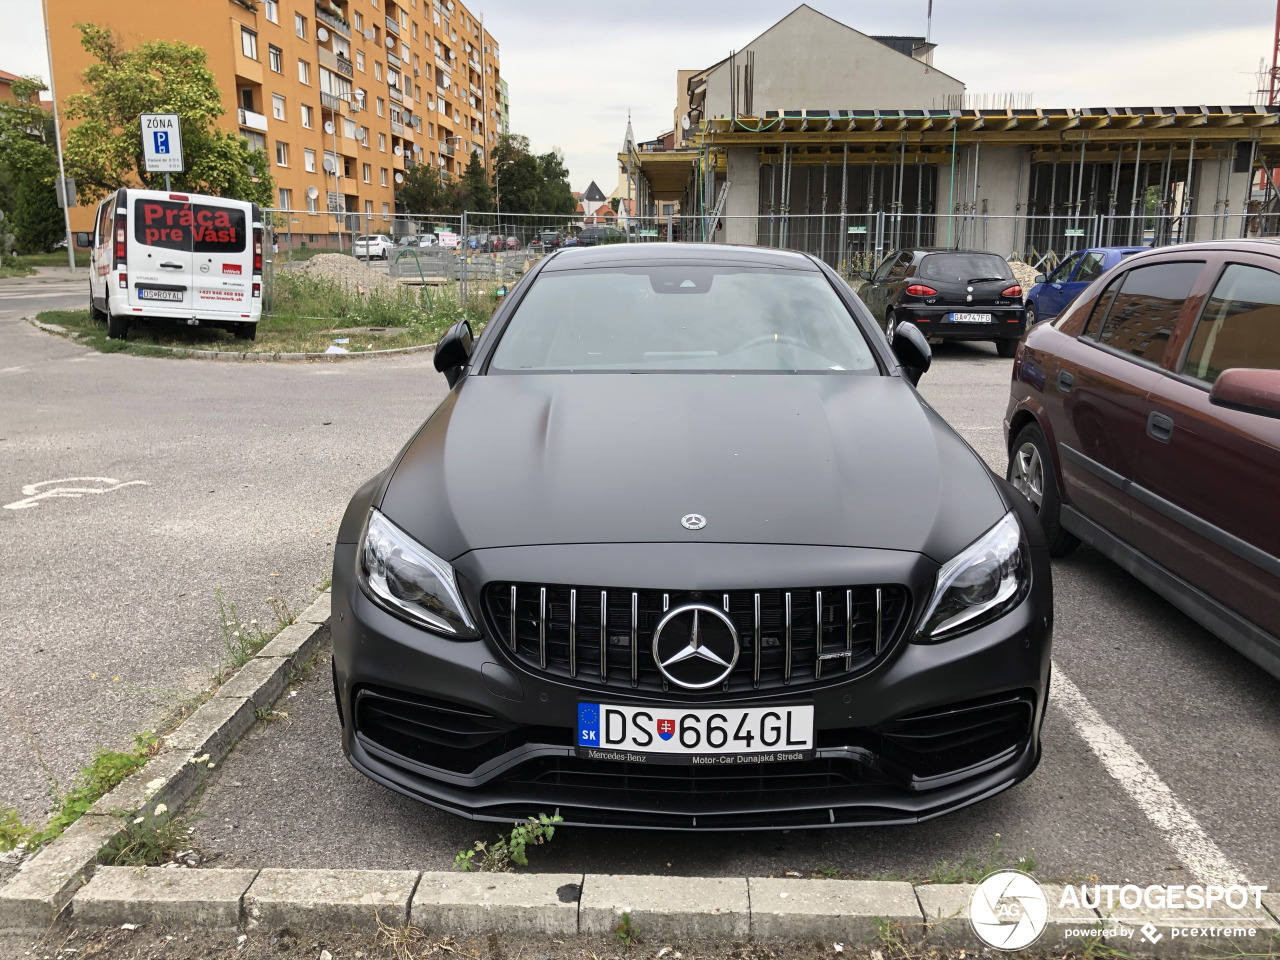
xmin=1004 ymin=240 xmax=1280 ymax=678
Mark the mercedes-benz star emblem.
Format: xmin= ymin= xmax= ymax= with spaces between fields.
xmin=652 ymin=604 xmax=740 ymax=689
xmin=681 ymin=513 xmax=707 ymax=530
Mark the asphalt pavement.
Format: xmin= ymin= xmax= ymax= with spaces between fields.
xmin=0 ymin=273 xmax=447 ymax=825
xmin=183 ymin=340 xmax=1280 ymax=887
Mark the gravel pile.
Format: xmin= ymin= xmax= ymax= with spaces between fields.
xmin=296 ymin=254 xmax=400 ymax=296
xmin=1007 ymin=259 xmax=1040 ymax=298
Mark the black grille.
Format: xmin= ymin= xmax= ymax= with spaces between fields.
xmin=483 ymin=583 xmax=909 ymax=693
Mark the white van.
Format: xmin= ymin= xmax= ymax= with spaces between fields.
xmin=87 ymin=188 xmax=264 ymax=341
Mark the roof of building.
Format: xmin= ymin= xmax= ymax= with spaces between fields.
xmin=582 ymin=180 xmax=607 ymax=202
xmin=0 ymin=69 xmax=26 ymax=84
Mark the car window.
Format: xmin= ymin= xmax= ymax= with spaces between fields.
xmin=1080 ymin=274 xmax=1124 ymax=339
xmin=918 ymin=252 xmax=1012 ymax=283
xmin=1095 ymin=261 xmax=1202 ymax=365
xmin=134 ymin=198 xmax=192 ymax=252
xmin=490 ymin=266 xmax=880 ymax=375
xmin=872 ymin=254 xmax=897 ymax=282
xmin=1047 ymin=253 xmax=1079 ymax=284
xmin=1073 ymin=252 xmax=1106 ymax=284
xmin=190 ymin=203 xmax=247 ymax=254
xmin=887 ymin=252 xmax=913 ymax=280
xmin=1182 ymin=263 xmax=1280 ymax=383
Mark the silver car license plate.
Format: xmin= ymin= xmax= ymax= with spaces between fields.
xmin=138 ymin=289 xmax=183 ymax=302
xmin=949 ymin=312 xmax=994 ymax=323
xmin=577 ymin=702 xmax=814 ymax=764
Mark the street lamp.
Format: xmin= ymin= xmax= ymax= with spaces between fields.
xmin=494 ymin=158 xmax=516 ymax=240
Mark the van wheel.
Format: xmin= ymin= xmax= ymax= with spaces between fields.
xmin=996 ymin=339 xmax=1018 ymax=358
xmin=233 ymin=323 xmax=257 ymax=341
xmin=1008 ymin=422 xmax=1079 ymax=556
xmin=106 ymin=313 xmax=129 ymax=340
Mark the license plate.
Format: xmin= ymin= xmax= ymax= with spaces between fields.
xmin=138 ymin=289 xmax=183 ymax=302
xmin=576 ymin=702 xmax=814 ymax=764
xmin=948 ymin=312 xmax=993 ymax=323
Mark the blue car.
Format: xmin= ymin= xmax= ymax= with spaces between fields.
xmin=1025 ymin=246 xmax=1147 ymax=325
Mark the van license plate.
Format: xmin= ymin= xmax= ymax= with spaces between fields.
xmin=948 ymin=312 xmax=993 ymax=323
xmin=138 ymin=289 xmax=183 ymax=302
xmin=576 ymin=702 xmax=813 ymax=764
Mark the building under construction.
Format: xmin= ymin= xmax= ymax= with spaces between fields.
xmin=620 ymin=5 xmax=1280 ymax=270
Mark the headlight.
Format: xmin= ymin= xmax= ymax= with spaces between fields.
xmin=915 ymin=512 xmax=1030 ymax=642
xmin=358 ymin=509 xmax=479 ymax=638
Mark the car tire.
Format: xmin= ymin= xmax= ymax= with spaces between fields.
xmin=1008 ymin=422 xmax=1079 ymax=557
xmin=106 ymin=312 xmax=129 ymax=340
xmin=996 ymin=339 xmax=1018 ymax=358
xmin=1025 ymin=301 xmax=1038 ymax=326
xmin=233 ymin=323 xmax=256 ymax=341
xmin=885 ymin=309 xmax=898 ymax=342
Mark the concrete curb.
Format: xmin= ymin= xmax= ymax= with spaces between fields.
xmin=25 ymin=317 xmax=436 ymax=362
xmin=0 ymin=590 xmax=331 ymax=932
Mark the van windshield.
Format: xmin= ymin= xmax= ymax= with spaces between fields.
xmin=134 ymin=199 xmax=246 ymax=253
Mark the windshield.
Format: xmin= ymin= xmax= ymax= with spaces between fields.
xmin=489 ymin=265 xmax=879 ymax=374
xmin=919 ymin=253 xmax=1012 ymax=283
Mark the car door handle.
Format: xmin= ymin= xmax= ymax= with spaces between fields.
xmin=1057 ymin=371 xmax=1075 ymax=395
xmin=159 ymin=262 xmax=183 ymax=269
xmin=1147 ymin=411 xmax=1175 ymax=443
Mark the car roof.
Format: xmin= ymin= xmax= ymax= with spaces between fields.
xmin=543 ymin=242 xmax=819 ymax=271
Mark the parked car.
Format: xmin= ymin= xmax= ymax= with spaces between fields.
xmin=353 ymin=235 xmax=394 ymax=259
xmin=1005 ymin=239 xmax=1280 ymax=679
xmin=1024 ymin=246 xmax=1147 ymax=325
xmin=86 ymin=187 xmax=263 ymax=341
xmin=504 ymin=236 xmax=520 ymax=251
xmin=332 ymin=243 xmax=1052 ymax=829
xmin=578 ymin=226 xmax=626 ymax=246
xmin=860 ymin=248 xmax=1026 ymax=357
xmin=562 ymin=235 xmax=580 ymax=247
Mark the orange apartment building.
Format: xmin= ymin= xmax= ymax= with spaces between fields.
xmin=47 ymin=0 xmax=502 ymax=243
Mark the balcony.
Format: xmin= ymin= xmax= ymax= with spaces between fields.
xmin=384 ymin=15 xmax=399 ymax=36
xmin=387 ymin=51 xmax=401 ymax=69
xmin=390 ymin=119 xmax=405 ymax=136
xmin=439 ymin=140 xmax=454 ymax=157
xmin=388 ymin=85 xmax=403 ymax=103
xmin=336 ymin=55 xmax=354 ymax=78
xmin=435 ymin=55 xmax=450 ymax=74
xmin=237 ymin=108 xmax=269 ymax=132
xmin=320 ymin=91 xmax=347 ymax=112
xmin=315 ymin=4 xmax=352 ymax=38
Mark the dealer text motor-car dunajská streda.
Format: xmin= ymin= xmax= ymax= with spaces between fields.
xmin=332 ymin=243 xmax=1052 ymax=830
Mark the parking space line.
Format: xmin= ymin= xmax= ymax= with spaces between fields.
xmin=1052 ymin=663 xmax=1247 ymax=886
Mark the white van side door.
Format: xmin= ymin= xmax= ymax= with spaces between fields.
xmin=129 ymin=195 xmax=196 ymax=318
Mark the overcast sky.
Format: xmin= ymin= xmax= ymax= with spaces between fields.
xmin=3 ymin=0 xmax=1275 ymax=192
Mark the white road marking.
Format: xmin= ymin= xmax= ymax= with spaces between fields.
xmin=3 ymin=477 xmax=149 ymax=511
xmin=1052 ymin=663 xmax=1247 ymax=885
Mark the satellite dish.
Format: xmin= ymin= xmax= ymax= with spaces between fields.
xmin=395 ymin=172 xmax=404 ymax=184
xmin=681 ymin=113 xmax=691 ymax=132
xmin=363 ymin=28 xmax=375 ymax=40
xmin=386 ymin=35 xmax=394 ymax=47
xmin=317 ymin=25 xmax=329 ymax=41
xmin=394 ymin=145 xmax=403 ymax=156
xmin=355 ymin=88 xmax=365 ymax=101
xmin=307 ymin=185 xmax=319 ymax=200
xmin=323 ymin=156 xmax=336 ymax=173
xmin=324 ymin=120 xmax=335 ymax=134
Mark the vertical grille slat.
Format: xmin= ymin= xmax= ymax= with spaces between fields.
xmin=487 ymin=582 xmax=908 ymax=694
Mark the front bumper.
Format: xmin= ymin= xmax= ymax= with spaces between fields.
xmin=895 ymin=305 xmax=1025 ymax=342
xmin=332 ymin=541 xmax=1052 ymax=830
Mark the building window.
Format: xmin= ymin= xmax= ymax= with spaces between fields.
xmin=378 ymin=132 xmax=386 ymax=151
xmin=298 ymin=59 xmax=310 ymax=84
xmin=374 ymin=62 xmax=382 ymax=81
xmin=301 ymin=104 xmax=313 ymax=128
xmin=376 ymin=97 xmax=384 ymax=117
xmin=240 ymin=26 xmax=258 ymax=60
xmin=264 ymin=0 xmax=278 ymax=22
xmin=279 ymin=187 xmax=291 ymax=210
xmin=304 ymin=148 xmax=317 ymax=172
xmin=272 ymin=94 xmax=286 ymax=121
xmin=382 ymin=202 xmax=390 ymax=216
xmin=295 ymin=13 xmax=306 ymax=39
xmin=268 ymin=45 xmax=282 ymax=73
xmin=275 ymin=141 xmax=289 ymax=167
xmin=241 ymin=130 xmax=266 ymax=152
xmin=353 ymin=11 xmax=363 ymax=30
xmin=362 ymin=163 xmax=371 ymax=182
xmin=343 ymin=117 xmax=357 ymax=138
xmin=365 ymin=199 xmax=373 ymax=214
xmin=380 ymin=167 xmax=388 ymax=186
xmin=307 ymin=191 xmax=318 ymax=213
xmin=359 ymin=126 xmax=368 ymax=146
xmin=356 ymin=50 xmax=365 ymax=72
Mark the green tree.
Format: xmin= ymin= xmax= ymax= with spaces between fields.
xmin=490 ymin=134 xmax=540 ymax=214
xmin=458 ymin=155 xmax=492 ymax=212
xmin=534 ymin=149 xmax=576 ymax=215
xmin=0 ymin=76 xmax=63 ymax=253
xmin=62 ymin=24 xmax=274 ymax=207
xmin=397 ymin=162 xmax=466 ymax=214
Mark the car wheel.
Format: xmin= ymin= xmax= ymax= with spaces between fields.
xmin=1008 ymin=422 xmax=1079 ymax=556
xmin=106 ymin=312 xmax=129 ymax=340
xmin=996 ymin=339 xmax=1018 ymax=358
xmin=885 ymin=309 xmax=897 ymax=341
xmin=1025 ymin=301 xmax=1038 ymax=326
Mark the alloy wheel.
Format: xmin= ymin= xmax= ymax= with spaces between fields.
xmin=1010 ymin=441 xmax=1044 ymax=511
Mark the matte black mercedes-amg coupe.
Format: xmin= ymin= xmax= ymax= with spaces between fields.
xmin=332 ymin=243 xmax=1053 ymax=830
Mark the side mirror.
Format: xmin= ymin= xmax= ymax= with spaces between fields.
xmin=75 ymin=232 xmax=91 ymax=248
xmin=433 ymin=319 xmax=473 ymax=387
xmin=891 ymin=322 xmax=932 ymax=385
xmin=1034 ymin=274 xmax=1046 ymax=284
xmin=859 ymin=271 xmax=872 ymax=281
xmin=1209 ymin=367 xmax=1280 ymax=418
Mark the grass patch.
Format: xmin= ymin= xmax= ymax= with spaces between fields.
xmin=0 ymin=262 xmax=37 ymax=278
xmin=97 ymin=811 xmax=195 ymax=867
xmin=0 ymin=806 xmax=33 ymax=851
xmin=33 ymin=273 xmax=499 ymax=357
xmin=925 ymin=833 xmax=1037 ymax=884
xmin=10 ymin=250 xmax=89 ymax=268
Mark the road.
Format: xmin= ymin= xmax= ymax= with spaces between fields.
xmin=182 ymin=339 xmax=1280 ymax=887
xmin=0 ymin=272 xmax=447 ymax=825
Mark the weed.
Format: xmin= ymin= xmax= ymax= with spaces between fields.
xmin=926 ymin=833 xmax=1037 ymax=885
xmin=254 ymin=707 xmax=290 ymax=723
xmin=0 ymin=807 xmax=33 ymax=852
xmin=615 ymin=911 xmax=639 ymax=946
xmin=27 ymin=733 xmax=159 ymax=848
xmin=813 ymin=863 xmax=841 ymax=879
xmin=872 ymin=916 xmax=919 ymax=960
xmin=97 ymin=811 xmax=196 ymax=867
xmin=1073 ymin=919 xmax=1134 ymax=960
xmin=215 ymin=589 xmax=298 ymax=677
xmin=454 ymin=813 xmax=563 ymax=872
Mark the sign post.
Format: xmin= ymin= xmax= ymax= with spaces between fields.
xmin=140 ymin=113 xmax=183 ymax=190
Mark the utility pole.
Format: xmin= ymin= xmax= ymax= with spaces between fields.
xmin=41 ymin=0 xmax=75 ymax=273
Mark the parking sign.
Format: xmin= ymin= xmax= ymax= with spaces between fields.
xmin=141 ymin=114 xmax=183 ymax=173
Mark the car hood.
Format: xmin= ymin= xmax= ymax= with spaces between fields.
xmin=378 ymin=374 xmax=1006 ymax=564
